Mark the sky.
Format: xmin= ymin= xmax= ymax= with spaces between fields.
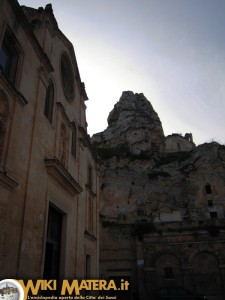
xmin=18 ymin=0 xmax=225 ymax=145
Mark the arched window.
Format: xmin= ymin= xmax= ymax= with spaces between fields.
xmin=0 ymin=26 xmax=20 ymax=84
xmin=60 ymin=53 xmax=75 ymax=101
xmin=71 ymin=125 xmax=76 ymax=158
xmin=0 ymin=90 xmax=9 ymax=159
xmin=44 ymin=80 xmax=54 ymax=123
xmin=155 ymin=254 xmax=182 ymax=285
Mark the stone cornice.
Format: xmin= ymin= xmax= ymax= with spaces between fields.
xmin=0 ymin=167 xmax=19 ymax=189
xmin=44 ymin=157 xmax=83 ymax=195
xmin=84 ymin=230 xmax=97 ymax=241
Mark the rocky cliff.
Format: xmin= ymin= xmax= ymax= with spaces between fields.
xmin=94 ymin=91 xmax=225 ymax=300
xmin=98 ymin=142 xmax=225 ymax=224
xmin=92 ymin=91 xmax=165 ymax=156
xmin=92 ymin=92 xmax=225 ymax=224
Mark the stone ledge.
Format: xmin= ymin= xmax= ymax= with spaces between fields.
xmin=84 ymin=229 xmax=97 ymax=241
xmin=0 ymin=167 xmax=19 ymax=189
xmin=85 ymin=184 xmax=97 ymax=197
xmin=44 ymin=157 xmax=83 ymax=196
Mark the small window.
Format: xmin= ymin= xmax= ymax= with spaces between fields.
xmin=71 ymin=125 xmax=76 ymax=158
xmin=0 ymin=27 xmax=20 ymax=84
xmin=177 ymin=143 xmax=181 ymax=152
xmin=208 ymin=200 xmax=213 ymax=207
xmin=164 ymin=267 xmax=174 ymax=279
xmin=205 ymin=184 xmax=212 ymax=194
xmin=44 ymin=81 xmax=54 ymax=122
xmin=210 ymin=212 xmax=217 ymax=219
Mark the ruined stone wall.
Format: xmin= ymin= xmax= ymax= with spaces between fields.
xmin=142 ymin=223 xmax=225 ymax=300
xmin=165 ymin=133 xmax=195 ymax=153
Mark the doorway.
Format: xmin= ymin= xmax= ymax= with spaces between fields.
xmin=44 ymin=205 xmax=63 ymax=279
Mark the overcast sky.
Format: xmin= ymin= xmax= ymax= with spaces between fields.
xmin=19 ymin=0 xmax=225 ymax=145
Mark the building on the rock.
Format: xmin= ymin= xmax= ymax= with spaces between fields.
xmin=0 ymin=0 xmax=99 ymax=279
xmin=93 ymin=91 xmax=225 ymax=300
xmin=165 ymin=133 xmax=195 ymax=153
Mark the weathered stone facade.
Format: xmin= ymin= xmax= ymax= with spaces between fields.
xmin=94 ymin=92 xmax=225 ymax=300
xmin=165 ymin=133 xmax=195 ymax=153
xmin=0 ymin=0 xmax=99 ymax=279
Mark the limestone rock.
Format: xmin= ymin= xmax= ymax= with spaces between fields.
xmin=95 ymin=91 xmax=225 ymax=300
xmin=92 ymin=91 xmax=165 ymax=155
xmin=99 ymin=142 xmax=225 ymax=224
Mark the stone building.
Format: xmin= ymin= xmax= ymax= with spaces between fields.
xmin=92 ymin=91 xmax=225 ymax=300
xmin=0 ymin=0 xmax=99 ymax=280
xmin=165 ymin=133 xmax=195 ymax=153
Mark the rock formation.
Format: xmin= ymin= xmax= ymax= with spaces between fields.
xmin=92 ymin=91 xmax=225 ymax=300
xmin=92 ymin=91 xmax=165 ymax=155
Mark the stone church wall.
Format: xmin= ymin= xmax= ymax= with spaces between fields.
xmin=0 ymin=0 xmax=99 ymax=280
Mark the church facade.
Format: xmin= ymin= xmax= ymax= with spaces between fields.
xmin=0 ymin=0 xmax=99 ymax=280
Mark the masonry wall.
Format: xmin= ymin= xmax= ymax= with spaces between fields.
xmin=165 ymin=134 xmax=195 ymax=153
xmin=142 ymin=224 xmax=225 ymax=300
xmin=0 ymin=0 xmax=99 ymax=280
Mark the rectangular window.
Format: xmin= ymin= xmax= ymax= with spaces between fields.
xmin=210 ymin=212 xmax=217 ymax=219
xmin=205 ymin=184 xmax=212 ymax=194
xmin=0 ymin=27 xmax=20 ymax=84
xmin=208 ymin=200 xmax=213 ymax=207
xmin=44 ymin=81 xmax=54 ymax=123
xmin=164 ymin=267 xmax=174 ymax=279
